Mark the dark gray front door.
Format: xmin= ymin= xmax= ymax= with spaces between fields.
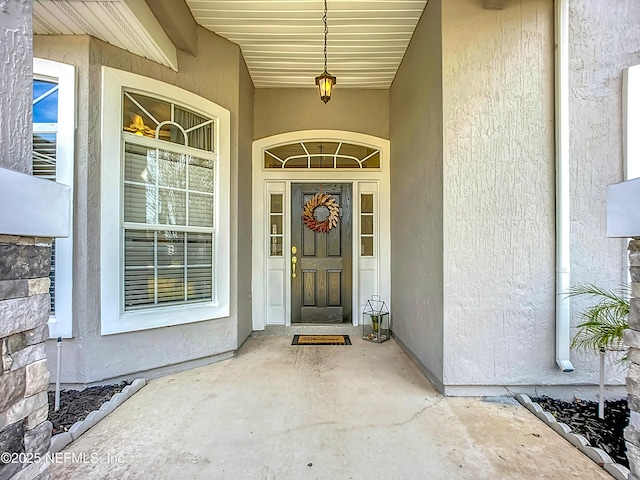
xmin=291 ymin=183 xmax=352 ymax=323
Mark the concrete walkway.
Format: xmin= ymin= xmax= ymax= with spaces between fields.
xmin=50 ymin=334 xmax=610 ymax=479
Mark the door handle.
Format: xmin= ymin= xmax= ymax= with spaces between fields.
xmin=291 ymin=245 xmax=298 ymax=278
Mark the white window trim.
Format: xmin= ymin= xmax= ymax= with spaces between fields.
xmin=625 ymin=64 xmax=640 ymax=181
xmin=100 ymin=67 xmax=230 ymax=335
xmin=33 ymin=58 xmax=75 ymax=339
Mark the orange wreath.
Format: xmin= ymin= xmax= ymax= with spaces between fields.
xmin=302 ymin=193 xmax=340 ymax=233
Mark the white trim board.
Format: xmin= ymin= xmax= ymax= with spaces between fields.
xmin=33 ymin=58 xmax=76 ymax=339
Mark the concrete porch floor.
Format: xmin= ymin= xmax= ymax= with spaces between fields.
xmin=50 ymin=333 xmax=610 ymax=479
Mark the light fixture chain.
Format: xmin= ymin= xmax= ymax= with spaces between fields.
xmin=323 ymin=0 xmax=328 ymax=72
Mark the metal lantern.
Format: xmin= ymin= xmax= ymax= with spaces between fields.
xmin=363 ymin=295 xmax=390 ymax=343
xmin=315 ymin=71 xmax=336 ymax=104
xmin=315 ymin=0 xmax=336 ymax=104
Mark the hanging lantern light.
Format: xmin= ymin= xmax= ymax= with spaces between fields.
xmin=315 ymin=0 xmax=336 ymax=103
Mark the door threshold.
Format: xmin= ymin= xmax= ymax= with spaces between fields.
xmin=255 ymin=324 xmax=361 ymax=337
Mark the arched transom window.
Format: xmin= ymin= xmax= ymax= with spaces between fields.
xmin=264 ymin=141 xmax=380 ymax=169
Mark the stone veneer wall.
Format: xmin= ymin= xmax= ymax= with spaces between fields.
xmin=627 ymin=238 xmax=640 ymax=479
xmin=0 ymin=235 xmax=53 ymax=480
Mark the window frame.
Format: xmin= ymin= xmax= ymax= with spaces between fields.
xmin=100 ymin=67 xmax=230 ymax=335
xmin=33 ymin=58 xmax=76 ymax=339
xmin=625 ymin=64 xmax=640 ymax=181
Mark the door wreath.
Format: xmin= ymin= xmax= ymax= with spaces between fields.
xmin=302 ymin=193 xmax=340 ymax=233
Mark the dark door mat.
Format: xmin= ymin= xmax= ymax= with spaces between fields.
xmin=291 ymin=334 xmax=352 ymax=345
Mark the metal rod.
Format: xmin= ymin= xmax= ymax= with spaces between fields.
xmin=598 ymin=349 xmax=605 ymax=419
xmin=323 ymin=0 xmax=328 ymax=72
xmin=54 ymin=336 xmax=62 ymax=412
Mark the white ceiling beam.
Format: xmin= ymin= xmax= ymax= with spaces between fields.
xmin=122 ymin=0 xmax=179 ymax=70
xmin=144 ymin=0 xmax=199 ymax=56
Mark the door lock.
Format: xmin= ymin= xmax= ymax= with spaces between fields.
xmin=291 ymin=245 xmax=298 ymax=278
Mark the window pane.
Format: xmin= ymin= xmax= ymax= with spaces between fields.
xmin=189 ymin=156 xmax=214 ymax=193
xmin=187 ymin=233 xmax=212 ymax=266
xmin=157 ymin=150 xmax=186 ymax=189
xmin=270 ymin=215 xmax=283 ymax=235
xmin=187 ymin=267 xmax=212 ymax=301
xmin=362 ymin=152 xmax=380 ymax=168
xmin=310 ymin=155 xmax=334 ymax=168
xmin=124 ymin=230 xmax=154 ymax=267
xmin=158 ymin=231 xmax=184 ymax=267
xmin=125 ymin=143 xmax=156 ymax=184
xmin=124 ymin=268 xmax=154 ymax=309
xmin=158 ymin=123 xmax=186 ymax=145
xmin=361 ymin=237 xmax=374 ymax=257
xmin=158 ymin=188 xmax=186 ymax=225
xmin=175 ymin=106 xmax=213 ymax=151
xmin=124 ymin=183 xmax=157 ymax=224
xmin=270 ymin=194 xmax=283 ymax=213
xmin=189 ymin=193 xmax=213 ymax=227
xmin=33 ymin=133 xmax=57 ymax=180
xmin=335 ymin=157 xmax=360 ymax=168
xmin=33 ymin=80 xmax=58 ymax=123
xmin=361 ymin=215 xmax=374 ymax=235
xmin=123 ymin=92 xmax=169 ymax=137
xmin=157 ymin=268 xmax=185 ymax=304
xmin=304 ymin=142 xmax=339 ymax=156
xmin=270 ymin=237 xmax=282 ymax=257
xmin=361 ymin=194 xmax=374 ymax=213
xmin=283 ymin=157 xmax=307 ymax=168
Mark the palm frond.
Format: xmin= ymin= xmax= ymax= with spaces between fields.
xmin=565 ymin=284 xmax=629 ymax=356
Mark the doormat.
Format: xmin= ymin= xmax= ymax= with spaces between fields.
xmin=291 ymin=335 xmax=352 ymax=346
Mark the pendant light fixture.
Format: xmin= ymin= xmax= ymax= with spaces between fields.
xmin=315 ymin=0 xmax=336 ymax=103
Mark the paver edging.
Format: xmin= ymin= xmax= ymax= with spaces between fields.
xmin=48 ymin=378 xmax=146 ymax=453
xmin=515 ymin=393 xmax=629 ymax=480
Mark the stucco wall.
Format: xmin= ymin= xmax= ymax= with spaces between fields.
xmin=237 ymin=57 xmax=254 ymax=346
xmin=0 ymin=0 xmax=32 ymax=174
xmin=568 ymin=0 xmax=640 ymax=376
xmin=389 ymin=0 xmax=444 ymax=386
xmin=254 ymin=88 xmax=389 ymax=140
xmin=34 ymin=27 xmax=250 ymax=384
xmin=441 ymin=0 xmax=559 ymax=388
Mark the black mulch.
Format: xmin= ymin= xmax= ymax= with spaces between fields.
xmin=533 ymin=396 xmax=629 ymax=468
xmin=48 ymin=382 xmax=130 ymax=436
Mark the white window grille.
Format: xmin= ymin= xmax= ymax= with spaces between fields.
xmin=264 ymin=141 xmax=380 ymax=169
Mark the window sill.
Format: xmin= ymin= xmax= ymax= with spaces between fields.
xmin=101 ymin=302 xmax=229 ymax=335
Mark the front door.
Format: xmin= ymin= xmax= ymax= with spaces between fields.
xmin=291 ymin=183 xmax=352 ymax=323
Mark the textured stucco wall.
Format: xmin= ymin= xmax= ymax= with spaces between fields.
xmin=254 ymin=88 xmax=389 ymax=140
xmin=0 ymin=0 xmax=32 ymax=174
xmin=389 ymin=0 xmax=444 ymax=386
xmin=441 ymin=0 xmax=559 ymax=387
xmin=237 ymin=57 xmax=254 ymax=346
xmin=34 ymin=28 xmax=246 ymax=384
xmin=568 ymin=0 xmax=640 ymax=378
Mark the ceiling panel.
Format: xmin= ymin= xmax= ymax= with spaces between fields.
xmin=33 ymin=0 xmax=178 ymax=71
xmin=33 ymin=0 xmax=428 ymax=89
xmin=186 ymin=0 xmax=428 ymax=88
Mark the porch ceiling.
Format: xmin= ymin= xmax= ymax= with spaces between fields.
xmin=32 ymin=0 xmax=429 ymax=89
xmin=187 ymin=0 xmax=429 ymax=89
